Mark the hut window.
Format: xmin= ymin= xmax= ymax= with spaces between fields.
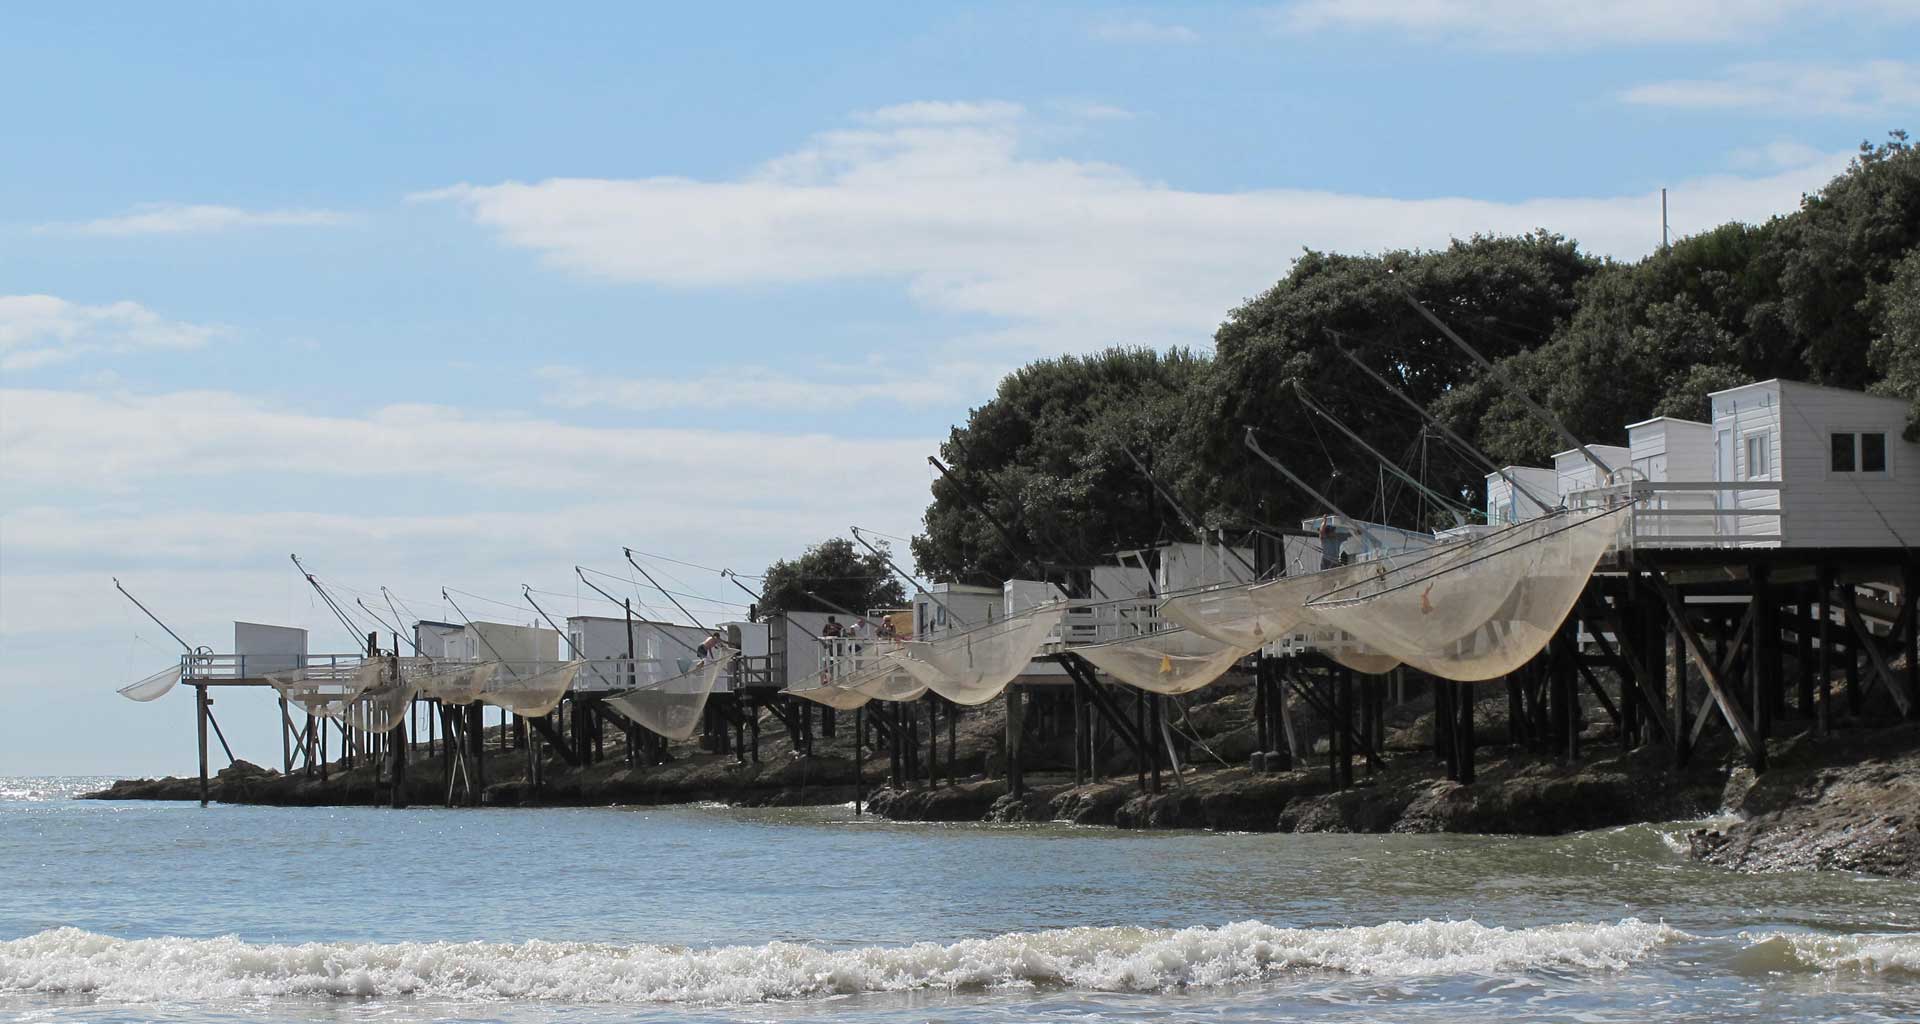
xmin=1832 ymin=432 xmax=1857 ymax=472
xmin=1862 ymin=432 xmax=1887 ymax=473
xmin=1832 ymin=432 xmax=1890 ymax=473
xmin=1743 ymin=432 xmax=1770 ymax=479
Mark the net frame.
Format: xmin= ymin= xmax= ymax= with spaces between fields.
xmin=1303 ymin=509 xmax=1629 ymax=682
xmin=888 ymin=604 xmax=1066 ymax=705
xmin=341 ymin=656 xmax=423 ymax=733
xmin=264 ymin=661 xmax=374 ymax=718
xmin=117 ymin=664 xmax=183 ymax=702
xmin=602 ymin=648 xmax=735 ymax=740
xmin=1073 ymin=627 xmax=1256 ymax=695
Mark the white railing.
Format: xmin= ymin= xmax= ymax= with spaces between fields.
xmin=1567 ymin=479 xmax=1784 ymax=548
xmin=182 ymin=652 xmax=366 ymax=681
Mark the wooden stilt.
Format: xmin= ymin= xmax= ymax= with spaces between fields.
xmin=195 ymin=684 xmax=210 ymax=807
xmin=1005 ymin=685 xmax=1025 ymax=798
xmin=853 ymin=705 xmax=865 ymax=815
xmin=1456 ymin=679 xmax=1475 ymax=784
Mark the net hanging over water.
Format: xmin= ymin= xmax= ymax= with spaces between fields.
xmin=1304 ymin=510 xmax=1627 ymax=682
xmin=415 ymin=661 xmax=497 ymax=705
xmin=603 ymin=650 xmax=734 ymax=741
xmin=1074 ymin=628 xmax=1256 ymax=695
xmin=1159 ymin=583 xmax=1277 ymax=650
xmin=116 ymin=664 xmax=182 ymax=702
xmin=342 ymin=657 xmax=422 ymax=733
xmin=890 ymin=605 xmax=1065 ymax=705
xmin=788 ymin=683 xmax=874 ymax=711
xmin=476 ymin=661 xmax=587 ymax=718
xmin=264 ymin=661 xmax=374 ymax=718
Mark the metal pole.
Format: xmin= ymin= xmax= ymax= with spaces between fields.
xmin=624 ymin=549 xmax=709 ymax=632
xmin=112 ymin=578 xmax=194 ymax=652
xmin=1396 ymin=288 xmax=1614 ymax=476
xmin=1330 ymin=340 xmax=1558 ymax=516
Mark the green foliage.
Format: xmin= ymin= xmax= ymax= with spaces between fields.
xmin=913 ymin=132 xmax=1919 ymax=578
xmin=911 ymin=347 xmax=1208 ymax=585
xmin=1869 ymin=248 xmax=1920 ymax=440
xmin=757 ymin=538 xmax=906 ymax=618
xmin=1190 ymin=231 xmax=1598 ymax=526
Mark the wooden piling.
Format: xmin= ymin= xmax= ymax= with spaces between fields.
xmin=1005 ymin=684 xmax=1025 ymax=798
xmin=195 ymin=685 xmax=210 ymax=807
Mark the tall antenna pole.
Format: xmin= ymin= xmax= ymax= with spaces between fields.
xmin=1395 ymin=285 xmax=1614 ymax=476
xmin=623 ymin=549 xmax=709 ymax=633
xmin=112 ymin=577 xmax=195 ymax=653
xmin=1330 ymin=340 xmax=1559 ymax=516
xmin=1661 ymin=188 xmax=1669 ymax=252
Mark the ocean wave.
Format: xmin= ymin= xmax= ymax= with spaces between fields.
xmin=1735 ymin=931 xmax=1920 ymax=977
xmin=0 ymin=919 xmax=1680 ymax=1005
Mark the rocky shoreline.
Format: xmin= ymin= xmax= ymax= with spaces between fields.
xmin=82 ymin=683 xmax=1920 ymax=880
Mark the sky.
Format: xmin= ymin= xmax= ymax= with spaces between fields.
xmin=2 ymin=1 xmax=1915 ymax=776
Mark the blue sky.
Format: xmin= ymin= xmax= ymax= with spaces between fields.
xmin=2 ymin=1 xmax=1915 ymax=775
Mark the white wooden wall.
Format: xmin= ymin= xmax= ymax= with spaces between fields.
xmin=1773 ymin=381 xmax=1919 ymax=547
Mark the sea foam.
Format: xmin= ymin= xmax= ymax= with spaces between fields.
xmin=1734 ymin=930 xmax=1920 ymax=977
xmin=0 ymin=919 xmax=1681 ymax=1005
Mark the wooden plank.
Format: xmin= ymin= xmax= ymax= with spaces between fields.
xmin=1844 ymin=588 xmax=1915 ymax=716
xmin=1580 ymin=596 xmax=1672 ymax=745
xmin=1690 ymin=600 xmax=1755 ymax=747
xmin=1650 ymin=574 xmax=1764 ymax=768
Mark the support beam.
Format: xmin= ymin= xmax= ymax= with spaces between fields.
xmin=1844 ymin=586 xmax=1916 ymax=716
xmin=195 ymin=685 xmax=210 ymax=807
xmin=1650 ymin=574 xmax=1765 ymax=770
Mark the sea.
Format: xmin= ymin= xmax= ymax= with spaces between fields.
xmin=2 ymin=776 xmax=1918 ymax=1023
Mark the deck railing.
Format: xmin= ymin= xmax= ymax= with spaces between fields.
xmin=1567 ymin=479 xmax=1784 ymax=547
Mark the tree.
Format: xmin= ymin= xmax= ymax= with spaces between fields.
xmin=912 ymin=347 xmax=1210 ymax=585
xmin=757 ymin=538 xmax=907 ymax=619
xmin=1186 ymin=232 xmax=1599 ymax=530
xmin=1750 ymin=132 xmax=1919 ymax=390
xmin=1869 ymin=247 xmax=1920 ymax=440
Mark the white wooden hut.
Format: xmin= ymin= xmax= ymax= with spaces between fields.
xmin=1709 ymin=379 xmax=1918 ymax=548
xmin=233 ymin=622 xmax=307 ymax=676
xmin=1484 ymin=466 xmax=1559 ymax=525
xmin=413 ymin=620 xmax=464 ymax=659
xmin=1553 ymin=444 xmax=1632 ymax=498
xmin=912 ymin=583 xmax=1000 ymax=640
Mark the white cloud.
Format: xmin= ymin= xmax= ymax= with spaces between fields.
xmin=418 ymin=102 xmax=1852 ymax=355
xmin=38 ymin=202 xmax=350 ymax=237
xmin=535 ymin=362 xmax=992 ymax=412
xmin=0 ymin=295 xmax=219 ymax=371
xmin=0 ymin=385 xmax=936 ymax=638
xmin=1728 ymin=139 xmax=1830 ymax=170
xmin=1091 ymin=18 xmax=1199 ymax=43
xmin=854 ymin=100 xmax=1025 ymax=126
xmin=1269 ymin=0 xmax=1916 ymax=48
xmin=0 ymin=387 xmax=935 ymax=499
xmin=1623 ymin=60 xmax=1920 ymax=116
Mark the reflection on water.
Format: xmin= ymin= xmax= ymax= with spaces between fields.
xmin=2 ymin=781 xmax=1918 ymax=1022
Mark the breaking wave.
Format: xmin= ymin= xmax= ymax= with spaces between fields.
xmin=1734 ymin=931 xmax=1920 ymax=977
xmin=1 ymin=919 xmax=1679 ymax=1005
